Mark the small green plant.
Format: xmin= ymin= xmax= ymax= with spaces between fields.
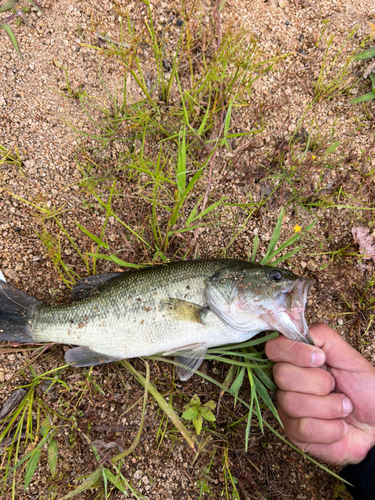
xmin=181 ymin=395 xmax=216 ymax=435
xmin=314 ymin=25 xmax=362 ymax=101
xmin=0 ymin=143 xmax=24 ymax=177
xmin=350 ymin=46 xmax=375 ymax=103
xmin=0 ymin=0 xmax=44 ymax=58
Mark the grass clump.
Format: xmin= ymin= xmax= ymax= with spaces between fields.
xmin=313 ymin=24 xmax=363 ymax=101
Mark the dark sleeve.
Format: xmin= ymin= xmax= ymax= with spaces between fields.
xmin=340 ymin=447 xmax=375 ymax=500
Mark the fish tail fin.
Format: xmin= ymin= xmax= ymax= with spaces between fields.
xmin=0 ymin=280 xmax=41 ymax=343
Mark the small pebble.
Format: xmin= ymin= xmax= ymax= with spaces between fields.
xmin=306 ymin=260 xmax=318 ymax=272
xmin=133 ymin=470 xmax=142 ymax=480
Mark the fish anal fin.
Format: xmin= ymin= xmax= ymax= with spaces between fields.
xmin=164 ymin=298 xmax=209 ymax=324
xmin=163 ymin=343 xmax=207 ymax=381
xmin=70 ymin=273 xmax=124 ymax=301
xmin=65 ymin=346 xmax=123 ymax=367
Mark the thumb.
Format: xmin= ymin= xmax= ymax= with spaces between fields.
xmin=309 ymin=323 xmax=370 ymax=372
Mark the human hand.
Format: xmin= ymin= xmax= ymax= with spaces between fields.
xmin=265 ymin=323 xmax=375 ymax=466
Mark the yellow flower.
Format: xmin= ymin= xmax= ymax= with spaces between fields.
xmin=311 ymin=155 xmax=316 ymax=161
xmin=294 ymin=224 xmax=302 ymax=233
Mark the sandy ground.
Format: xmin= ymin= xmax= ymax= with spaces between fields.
xmin=1 ymin=0 xmax=375 ymax=498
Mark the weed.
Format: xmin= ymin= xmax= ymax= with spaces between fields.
xmin=181 ymin=395 xmax=216 ymax=435
xmin=350 ymin=45 xmax=375 ymax=104
xmin=313 ymin=25 xmax=363 ymax=101
xmin=0 ymin=143 xmax=24 ymax=178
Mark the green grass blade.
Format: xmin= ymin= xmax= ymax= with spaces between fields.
xmin=260 ymin=208 xmax=285 ymax=264
xmin=86 ymin=253 xmax=144 ymax=268
xmin=253 ymin=374 xmax=282 ymax=427
xmin=0 ymin=0 xmax=16 ymax=12
xmin=76 ymin=223 xmax=109 ymax=249
xmin=1 ymin=23 xmax=22 ymax=59
xmin=245 ymin=381 xmax=255 ymax=452
xmin=251 ymin=235 xmax=259 ymax=262
xmin=208 ymin=332 xmax=279 ymax=352
xmin=27 ymin=0 xmax=44 ymax=15
xmin=350 ymin=92 xmax=375 ymax=103
xmin=103 ymin=469 xmax=127 ymax=494
xmin=59 ymin=467 xmax=103 ymax=500
xmin=229 ymin=366 xmax=245 ymax=395
xmin=185 ymin=195 xmax=204 ymax=227
xmin=190 ymin=196 xmax=227 ymax=223
xmin=177 ymin=128 xmax=186 ymax=198
xmin=253 ymin=392 xmax=263 ymax=433
xmin=270 ymin=246 xmax=304 ymax=266
xmin=253 ymin=366 xmax=277 ymax=392
xmin=48 ymin=438 xmax=58 ymax=478
xmin=221 ymin=100 xmax=233 ymax=149
xmin=24 ymin=449 xmax=41 ymax=490
xmin=103 ymin=467 xmax=108 ymax=498
xmin=266 ymin=220 xmax=317 ymax=264
xmin=352 ymin=47 xmax=375 ymax=60
xmin=197 ymin=88 xmax=211 ymax=136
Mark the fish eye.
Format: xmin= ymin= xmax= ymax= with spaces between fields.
xmin=268 ymin=270 xmax=283 ymax=282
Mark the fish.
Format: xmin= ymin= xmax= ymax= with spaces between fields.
xmin=0 ymin=259 xmax=314 ymax=381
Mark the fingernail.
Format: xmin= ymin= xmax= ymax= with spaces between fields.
xmin=343 ymin=397 xmax=353 ymax=416
xmin=311 ymin=350 xmax=325 ymax=366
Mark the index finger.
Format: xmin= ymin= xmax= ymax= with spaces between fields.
xmin=265 ymin=335 xmax=326 ymax=368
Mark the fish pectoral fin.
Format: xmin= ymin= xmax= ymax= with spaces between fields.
xmin=163 ymin=298 xmax=209 ymax=324
xmin=163 ymin=343 xmax=207 ymax=381
xmin=70 ymin=273 xmax=124 ymax=301
xmin=65 ymin=346 xmax=123 ymax=367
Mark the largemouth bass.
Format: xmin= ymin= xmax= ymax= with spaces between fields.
xmin=0 ymin=260 xmax=314 ymax=380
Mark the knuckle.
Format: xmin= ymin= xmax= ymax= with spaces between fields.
xmin=320 ymin=373 xmax=334 ymax=396
xmin=328 ymin=396 xmax=344 ymax=418
xmin=278 ymin=391 xmax=298 ymax=415
xmin=272 ymin=362 xmax=286 ymax=385
xmin=291 ymin=344 xmax=310 ymax=367
xmin=265 ymin=342 xmax=274 ymax=359
xmin=295 ymin=417 xmax=310 ymax=438
xmin=265 ymin=338 xmax=281 ymax=358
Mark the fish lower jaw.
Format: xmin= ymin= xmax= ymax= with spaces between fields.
xmin=263 ymin=309 xmax=308 ymax=342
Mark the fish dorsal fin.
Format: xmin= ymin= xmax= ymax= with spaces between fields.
xmin=65 ymin=346 xmax=123 ymax=367
xmin=70 ymin=273 xmax=124 ymax=301
xmin=162 ymin=343 xmax=207 ymax=381
xmin=164 ymin=298 xmax=209 ymax=324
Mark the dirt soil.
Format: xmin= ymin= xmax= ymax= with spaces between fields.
xmin=0 ymin=0 xmax=375 ymax=499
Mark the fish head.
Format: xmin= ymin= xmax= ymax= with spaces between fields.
xmin=206 ymin=265 xmax=314 ymax=344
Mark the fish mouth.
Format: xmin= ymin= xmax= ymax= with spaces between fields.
xmin=262 ymin=278 xmax=315 ymax=345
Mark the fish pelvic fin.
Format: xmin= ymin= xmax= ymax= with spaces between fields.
xmin=163 ymin=343 xmax=207 ymax=381
xmin=163 ymin=298 xmax=209 ymax=324
xmin=0 ymin=281 xmax=41 ymax=343
xmin=65 ymin=346 xmax=124 ymax=367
